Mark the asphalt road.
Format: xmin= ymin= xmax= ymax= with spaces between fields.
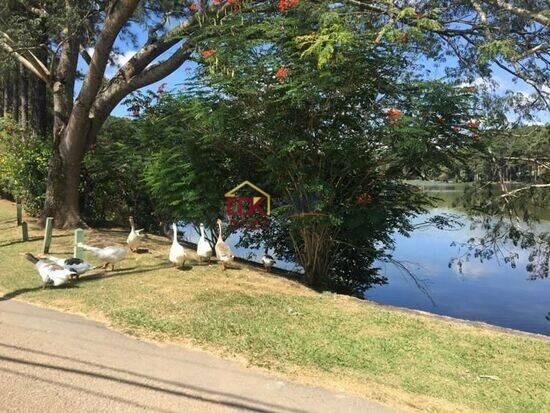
xmin=0 ymin=300 xmax=396 ymax=413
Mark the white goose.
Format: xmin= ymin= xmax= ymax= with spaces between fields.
xmin=197 ymin=223 xmax=213 ymax=264
xmin=24 ymin=253 xmax=73 ymax=288
xmin=169 ymin=223 xmax=187 ymax=268
xmin=261 ymin=248 xmax=275 ymax=272
xmin=127 ymin=216 xmax=145 ymax=252
xmin=215 ymin=219 xmax=235 ymax=270
xmin=44 ymin=256 xmax=92 ymax=279
xmin=77 ymin=243 xmax=127 ymax=271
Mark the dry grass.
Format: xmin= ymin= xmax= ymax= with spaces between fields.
xmin=0 ymin=199 xmax=549 ymax=413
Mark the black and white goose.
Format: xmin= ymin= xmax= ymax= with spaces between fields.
xmin=45 ymin=256 xmax=92 ymax=279
xmin=24 ymin=253 xmax=74 ymax=288
xmin=261 ymin=248 xmax=275 ymax=272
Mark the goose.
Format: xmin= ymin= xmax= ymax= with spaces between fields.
xmin=44 ymin=255 xmax=92 ymax=279
xmin=215 ymin=218 xmax=235 ymax=270
xmin=197 ymin=223 xmax=213 ymax=264
xmin=261 ymin=248 xmax=275 ymax=272
xmin=24 ymin=253 xmax=73 ymax=288
xmin=127 ymin=216 xmax=145 ymax=252
xmin=169 ymin=223 xmax=187 ymax=268
xmin=77 ymin=243 xmax=127 ymax=271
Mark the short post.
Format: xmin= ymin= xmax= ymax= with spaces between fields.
xmin=42 ymin=217 xmax=53 ymax=254
xmin=16 ymin=203 xmax=23 ymax=226
xmin=74 ymin=228 xmax=84 ymax=259
xmin=21 ymin=221 xmax=28 ymax=241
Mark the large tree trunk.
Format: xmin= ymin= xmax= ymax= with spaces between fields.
xmin=41 ymin=115 xmax=97 ymax=229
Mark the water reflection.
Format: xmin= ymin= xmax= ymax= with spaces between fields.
xmin=366 ymin=184 xmax=550 ymax=335
xmin=181 ymin=183 xmax=550 ymax=335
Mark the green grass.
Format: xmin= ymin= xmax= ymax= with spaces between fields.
xmin=0 ymin=199 xmax=548 ymax=412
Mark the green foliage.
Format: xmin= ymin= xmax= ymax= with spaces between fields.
xmin=133 ymin=5 xmax=481 ymax=295
xmin=137 ymin=95 xmax=233 ymax=231
xmin=81 ymin=117 xmax=156 ymax=228
xmin=296 ymin=13 xmax=355 ymax=68
xmin=0 ymin=117 xmax=50 ymax=215
xmin=478 ymin=40 xmax=516 ymax=65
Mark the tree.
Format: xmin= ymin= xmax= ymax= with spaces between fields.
xmin=1 ymin=0 xmax=547 ymax=228
xmin=345 ymin=0 xmax=549 ymax=114
xmin=0 ymin=0 xmax=224 ymax=227
xmin=136 ymin=5 xmax=482 ymax=293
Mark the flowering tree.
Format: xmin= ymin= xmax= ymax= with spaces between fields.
xmin=0 ymin=0 xmax=546 ymax=230
xmin=138 ymin=4 xmax=483 ymax=293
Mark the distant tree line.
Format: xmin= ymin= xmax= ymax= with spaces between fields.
xmin=420 ymin=125 xmax=550 ymax=183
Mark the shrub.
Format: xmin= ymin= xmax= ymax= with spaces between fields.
xmin=81 ymin=117 xmax=156 ymax=228
xmin=0 ymin=117 xmax=51 ymax=215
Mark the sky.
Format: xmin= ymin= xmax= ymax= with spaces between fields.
xmin=76 ymin=23 xmax=549 ymax=124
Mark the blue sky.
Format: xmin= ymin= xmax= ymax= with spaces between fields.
xmin=77 ymin=25 xmax=549 ymax=124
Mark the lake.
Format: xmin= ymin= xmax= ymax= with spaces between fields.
xmin=370 ymin=183 xmax=549 ymax=335
xmin=182 ymin=183 xmax=550 ymax=336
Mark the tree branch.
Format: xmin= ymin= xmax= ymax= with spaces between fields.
xmin=94 ymin=43 xmax=193 ymax=116
xmin=482 ymin=0 xmax=550 ymax=26
xmin=111 ymin=16 xmax=196 ymax=84
xmin=500 ymin=184 xmax=550 ymax=198
xmin=0 ymin=32 xmax=50 ymax=82
xmin=75 ymin=0 xmax=141 ymax=111
xmin=88 ymin=43 xmax=193 ymax=146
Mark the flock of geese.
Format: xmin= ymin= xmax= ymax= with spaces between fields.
xmin=24 ymin=217 xmax=275 ymax=288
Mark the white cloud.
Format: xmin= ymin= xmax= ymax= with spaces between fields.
xmin=81 ymin=48 xmax=137 ymax=79
xmin=112 ymin=50 xmax=136 ymax=67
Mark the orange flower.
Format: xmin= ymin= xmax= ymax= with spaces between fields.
xmin=278 ymin=0 xmax=298 ymax=12
xmin=201 ymin=49 xmax=217 ymax=59
xmin=275 ymin=66 xmax=290 ymax=82
xmin=213 ymin=0 xmax=222 ymax=4
xmin=188 ymin=2 xmax=198 ymax=11
xmin=386 ymin=108 xmax=402 ymax=123
xmin=227 ymin=0 xmax=241 ymax=9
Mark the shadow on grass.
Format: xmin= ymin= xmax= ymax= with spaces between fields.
xmin=76 ymin=263 xmax=172 ymax=284
xmin=0 ymin=287 xmax=42 ymax=301
xmin=0 ymin=283 xmax=78 ymax=301
xmin=0 ymin=233 xmax=72 ymax=249
xmin=1 ymin=263 xmax=175 ymax=301
xmin=0 ymin=236 xmax=42 ymax=248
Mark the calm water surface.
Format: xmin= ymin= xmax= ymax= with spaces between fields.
xmin=183 ymin=184 xmax=550 ymax=335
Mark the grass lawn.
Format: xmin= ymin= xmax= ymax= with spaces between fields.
xmin=0 ymin=199 xmax=548 ymax=412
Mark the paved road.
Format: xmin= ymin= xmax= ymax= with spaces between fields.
xmin=0 ymin=300 xmax=395 ymax=413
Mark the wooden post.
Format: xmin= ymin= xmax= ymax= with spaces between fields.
xmin=74 ymin=228 xmax=84 ymax=259
xmin=21 ymin=221 xmax=28 ymax=241
xmin=16 ymin=203 xmax=22 ymax=226
xmin=42 ymin=217 xmax=53 ymax=254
